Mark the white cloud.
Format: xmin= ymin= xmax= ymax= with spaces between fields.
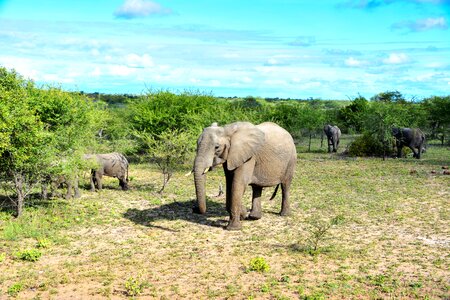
xmin=108 ymin=65 xmax=135 ymax=76
xmin=392 ymin=17 xmax=448 ymax=32
xmin=241 ymin=77 xmax=253 ymax=83
xmin=416 ymin=17 xmax=448 ymax=31
xmin=114 ymin=0 xmax=172 ymax=19
xmin=383 ymin=53 xmax=409 ymax=64
xmin=266 ymin=58 xmax=279 ymax=66
xmin=345 ymin=57 xmax=364 ymax=67
xmin=209 ymin=80 xmax=221 ymax=87
xmin=125 ymin=53 xmax=154 ymax=68
xmin=90 ymin=67 xmax=102 ymax=77
xmin=42 ymin=73 xmax=75 ymax=84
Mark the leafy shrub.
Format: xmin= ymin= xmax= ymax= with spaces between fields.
xmin=124 ymin=276 xmax=146 ymax=296
xmin=247 ymin=257 xmax=270 ymax=273
xmin=348 ymin=132 xmax=392 ymax=157
xmin=16 ymin=249 xmax=42 ymax=262
xmin=7 ymin=282 xmax=23 ymax=297
xmin=37 ymin=238 xmax=51 ymax=248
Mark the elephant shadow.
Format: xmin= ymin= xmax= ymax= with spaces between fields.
xmin=123 ymin=198 xmax=230 ymax=231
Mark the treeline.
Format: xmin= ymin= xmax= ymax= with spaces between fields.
xmin=1 ymin=67 xmax=449 ymax=216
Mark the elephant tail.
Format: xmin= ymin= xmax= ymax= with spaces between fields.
xmin=270 ymin=184 xmax=280 ymax=200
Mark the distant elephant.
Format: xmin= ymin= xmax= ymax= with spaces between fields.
xmin=324 ymin=124 xmax=341 ymax=153
xmin=192 ymin=122 xmax=297 ymax=230
xmin=41 ymin=174 xmax=80 ymax=200
xmin=392 ymin=127 xmax=425 ymax=159
xmin=84 ymin=152 xmax=129 ymax=191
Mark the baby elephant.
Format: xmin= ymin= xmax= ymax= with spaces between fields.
xmin=41 ymin=174 xmax=80 ymax=200
xmin=85 ymin=152 xmax=129 ymax=191
xmin=324 ymin=124 xmax=341 ymax=153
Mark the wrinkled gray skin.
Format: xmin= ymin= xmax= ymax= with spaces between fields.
xmin=324 ymin=125 xmax=341 ymax=153
xmin=85 ymin=153 xmax=129 ymax=191
xmin=41 ymin=174 xmax=80 ymax=200
xmin=193 ymin=122 xmax=297 ymax=230
xmin=392 ymin=127 xmax=425 ymax=159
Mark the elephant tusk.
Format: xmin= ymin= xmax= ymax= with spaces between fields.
xmin=185 ymin=170 xmax=193 ymax=176
xmin=203 ymin=167 xmax=210 ymax=174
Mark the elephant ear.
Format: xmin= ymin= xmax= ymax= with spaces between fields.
xmin=226 ymin=123 xmax=265 ymax=171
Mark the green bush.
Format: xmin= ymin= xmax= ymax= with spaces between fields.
xmin=247 ymin=257 xmax=270 ymax=273
xmin=348 ymin=132 xmax=392 ymax=157
xmin=16 ymin=248 xmax=42 ymax=262
xmin=124 ymin=276 xmax=146 ymax=296
xmin=36 ymin=237 xmax=51 ymax=248
xmin=7 ymin=282 xmax=24 ymax=297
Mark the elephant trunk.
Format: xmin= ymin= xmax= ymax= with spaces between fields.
xmin=193 ymin=158 xmax=207 ymax=214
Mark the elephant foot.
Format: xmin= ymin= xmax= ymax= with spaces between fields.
xmin=226 ymin=221 xmax=242 ymax=231
xmin=246 ymin=211 xmax=261 ymax=220
xmin=280 ymin=209 xmax=291 ymax=216
xmin=192 ymin=206 xmax=202 ymax=214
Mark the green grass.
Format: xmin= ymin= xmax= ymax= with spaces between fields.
xmin=0 ymin=140 xmax=448 ymax=299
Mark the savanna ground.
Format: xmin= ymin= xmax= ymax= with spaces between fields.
xmin=0 ymin=136 xmax=449 ymax=299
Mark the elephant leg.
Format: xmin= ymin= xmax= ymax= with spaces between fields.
xmin=411 ymin=146 xmax=420 ymax=159
xmin=247 ymin=186 xmax=262 ymax=220
xmin=95 ymin=173 xmax=103 ymax=190
xmin=41 ymin=183 xmax=48 ymax=200
xmin=74 ymin=177 xmax=81 ymax=198
xmin=65 ymin=181 xmax=72 ymax=200
xmin=280 ymin=182 xmax=291 ymax=216
xmin=90 ymin=170 xmax=96 ymax=192
xmin=225 ymin=172 xmax=233 ymax=214
xmin=416 ymin=144 xmax=422 ymax=159
xmin=119 ymin=177 xmax=128 ymax=190
xmin=226 ymin=176 xmax=247 ymax=231
xmin=396 ymin=143 xmax=403 ymax=158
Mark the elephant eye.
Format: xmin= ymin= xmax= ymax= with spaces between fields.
xmin=214 ymin=144 xmax=220 ymax=151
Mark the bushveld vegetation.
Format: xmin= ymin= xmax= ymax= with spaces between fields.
xmin=1 ymin=67 xmax=449 ymax=299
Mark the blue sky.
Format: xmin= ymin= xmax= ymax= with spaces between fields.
xmin=0 ymin=0 xmax=449 ymax=99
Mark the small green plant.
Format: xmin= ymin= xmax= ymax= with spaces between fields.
xmin=0 ymin=252 xmax=6 ymax=263
xmin=124 ymin=275 xmax=146 ymax=296
xmin=7 ymin=282 xmax=24 ymax=297
xmin=37 ymin=238 xmax=51 ymax=248
xmin=16 ymin=249 xmax=42 ymax=262
xmin=303 ymin=215 xmax=343 ymax=255
xmin=247 ymin=257 xmax=270 ymax=273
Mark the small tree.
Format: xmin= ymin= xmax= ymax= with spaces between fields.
xmin=371 ymin=90 xmax=407 ymax=104
xmin=338 ymin=95 xmax=368 ymax=133
xmin=351 ymin=101 xmax=411 ymax=159
xmin=0 ymin=68 xmax=52 ymax=216
xmin=0 ymin=68 xmax=98 ymax=215
xmin=298 ymin=105 xmax=326 ymax=151
xmin=138 ymin=129 xmax=195 ymax=193
xmin=421 ymin=96 xmax=450 ymax=145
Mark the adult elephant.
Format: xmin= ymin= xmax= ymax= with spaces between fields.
xmin=84 ymin=152 xmax=129 ymax=191
xmin=392 ymin=127 xmax=425 ymax=159
xmin=323 ymin=124 xmax=341 ymax=153
xmin=192 ymin=122 xmax=297 ymax=230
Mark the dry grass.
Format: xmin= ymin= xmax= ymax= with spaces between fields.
xmin=0 ymin=145 xmax=449 ymax=299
